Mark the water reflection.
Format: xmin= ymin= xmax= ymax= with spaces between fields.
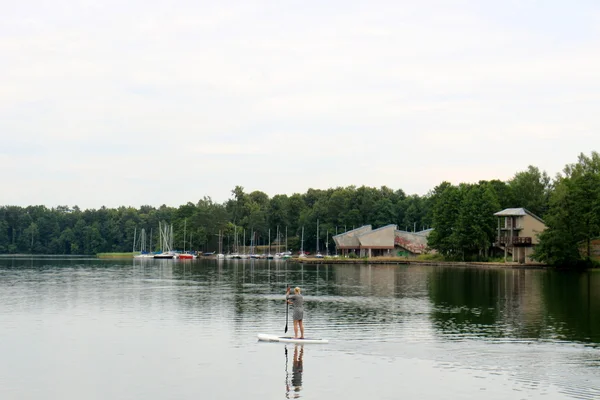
xmin=129 ymin=258 xmax=600 ymax=345
xmin=2 ymin=258 xmax=600 ymax=400
xmin=427 ymin=267 xmax=600 ymax=343
xmin=285 ymin=345 xmax=304 ymax=398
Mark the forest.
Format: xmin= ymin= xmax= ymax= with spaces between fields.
xmin=1 ymin=152 xmax=598 ymax=267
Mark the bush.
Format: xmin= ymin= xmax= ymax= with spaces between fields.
xmin=416 ymin=253 xmax=445 ymax=261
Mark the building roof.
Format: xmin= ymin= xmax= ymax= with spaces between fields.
xmin=395 ymin=228 xmax=434 ymax=236
xmin=356 ymin=224 xmax=397 ymax=248
xmin=332 ymin=225 xmax=372 ymax=238
xmin=333 ymin=224 xmax=433 ymax=251
xmin=493 ymin=208 xmax=545 ymax=223
xmin=357 ymin=224 xmax=397 ymax=238
xmin=332 ymin=225 xmax=372 ymax=248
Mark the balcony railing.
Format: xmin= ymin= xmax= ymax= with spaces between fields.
xmin=499 ymin=226 xmax=523 ymax=230
xmin=496 ymin=236 xmax=532 ymax=246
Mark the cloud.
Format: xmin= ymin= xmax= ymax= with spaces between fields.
xmin=1 ymin=0 xmax=599 ymax=208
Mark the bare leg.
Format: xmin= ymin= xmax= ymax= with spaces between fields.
xmin=299 ymin=320 xmax=304 ymax=339
xmin=293 ymin=320 xmax=299 ymax=338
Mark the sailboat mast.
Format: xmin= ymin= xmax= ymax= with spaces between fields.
xmin=140 ymin=229 xmax=145 ymax=253
xmin=133 ymin=227 xmax=137 ymax=253
xmin=183 ymin=218 xmax=187 ymax=252
xmin=316 ymin=219 xmax=319 ymax=253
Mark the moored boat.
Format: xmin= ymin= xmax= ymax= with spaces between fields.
xmin=178 ymin=253 xmax=196 ymax=260
xmin=154 ymin=251 xmax=179 ymax=259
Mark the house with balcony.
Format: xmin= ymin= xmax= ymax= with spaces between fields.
xmin=493 ymin=208 xmax=546 ymax=263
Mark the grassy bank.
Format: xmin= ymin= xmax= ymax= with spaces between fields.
xmin=97 ymin=252 xmax=137 ymax=259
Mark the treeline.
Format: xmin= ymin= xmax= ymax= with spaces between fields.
xmin=1 ymin=152 xmax=598 ymax=266
xmin=428 ymin=152 xmax=600 ymax=266
xmin=534 ymin=152 xmax=600 ymax=267
xmin=428 ymin=168 xmax=549 ymax=260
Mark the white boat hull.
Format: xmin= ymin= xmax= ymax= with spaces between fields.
xmin=257 ymin=333 xmax=329 ymax=344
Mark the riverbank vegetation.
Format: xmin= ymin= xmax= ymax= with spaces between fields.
xmin=1 ymin=152 xmax=598 ymax=268
xmin=96 ymin=252 xmax=137 ymax=259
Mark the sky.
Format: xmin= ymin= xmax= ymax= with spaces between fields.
xmin=2 ymin=0 xmax=599 ymax=209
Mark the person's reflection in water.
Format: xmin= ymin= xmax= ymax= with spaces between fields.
xmin=285 ymin=345 xmax=304 ymax=398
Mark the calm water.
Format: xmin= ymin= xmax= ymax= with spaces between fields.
xmin=0 ymin=258 xmax=599 ymax=400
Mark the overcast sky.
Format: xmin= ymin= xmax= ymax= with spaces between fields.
xmin=2 ymin=0 xmax=599 ymax=209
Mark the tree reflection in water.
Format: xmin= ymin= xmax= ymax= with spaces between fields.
xmin=285 ymin=345 xmax=304 ymax=398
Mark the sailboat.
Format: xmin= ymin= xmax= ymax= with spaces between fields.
xmin=227 ymin=225 xmax=242 ymax=259
xmin=179 ymin=219 xmax=196 ymax=259
xmin=315 ymin=219 xmax=324 ymax=258
xmin=273 ymin=226 xmax=283 ymax=260
xmin=154 ymin=222 xmax=179 ymax=259
xmin=299 ymin=226 xmax=307 ymax=258
xmin=240 ymin=230 xmax=249 ymax=259
xmin=249 ymin=231 xmax=260 ymax=259
xmin=134 ymin=228 xmax=154 ymax=258
xmin=265 ymin=229 xmax=274 ymax=259
xmin=282 ymin=226 xmax=292 ymax=260
xmin=216 ymin=230 xmax=225 ymax=259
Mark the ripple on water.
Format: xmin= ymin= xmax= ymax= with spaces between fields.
xmin=1 ymin=260 xmax=599 ymax=400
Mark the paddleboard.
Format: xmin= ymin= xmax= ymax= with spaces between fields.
xmin=257 ymin=333 xmax=329 ymax=344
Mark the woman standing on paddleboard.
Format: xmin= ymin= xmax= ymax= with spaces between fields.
xmin=286 ymin=286 xmax=304 ymax=339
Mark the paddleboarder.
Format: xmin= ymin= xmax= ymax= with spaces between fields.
xmin=286 ymin=286 xmax=304 ymax=339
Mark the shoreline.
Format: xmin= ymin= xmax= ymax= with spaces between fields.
xmin=295 ymin=257 xmax=550 ymax=269
xmin=0 ymin=254 xmax=556 ymax=269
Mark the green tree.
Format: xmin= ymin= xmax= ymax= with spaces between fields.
xmin=508 ymin=166 xmax=551 ymax=217
xmin=481 ymin=180 xmax=514 ymax=210
xmin=373 ymin=198 xmax=396 ymax=227
xmin=535 ymin=152 xmax=600 ymax=266
xmin=0 ymin=219 xmax=10 ymax=253
xmin=402 ymin=195 xmax=426 ymax=232
xmin=428 ymin=182 xmax=462 ymax=257
xmin=454 ymin=184 xmax=500 ymax=259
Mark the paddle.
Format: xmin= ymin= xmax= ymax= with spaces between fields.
xmin=284 ymin=285 xmax=289 ymax=334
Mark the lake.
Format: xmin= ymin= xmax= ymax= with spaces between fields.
xmin=0 ymin=258 xmax=599 ymax=399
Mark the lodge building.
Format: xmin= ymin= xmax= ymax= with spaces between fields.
xmin=332 ymin=224 xmax=432 ymax=258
